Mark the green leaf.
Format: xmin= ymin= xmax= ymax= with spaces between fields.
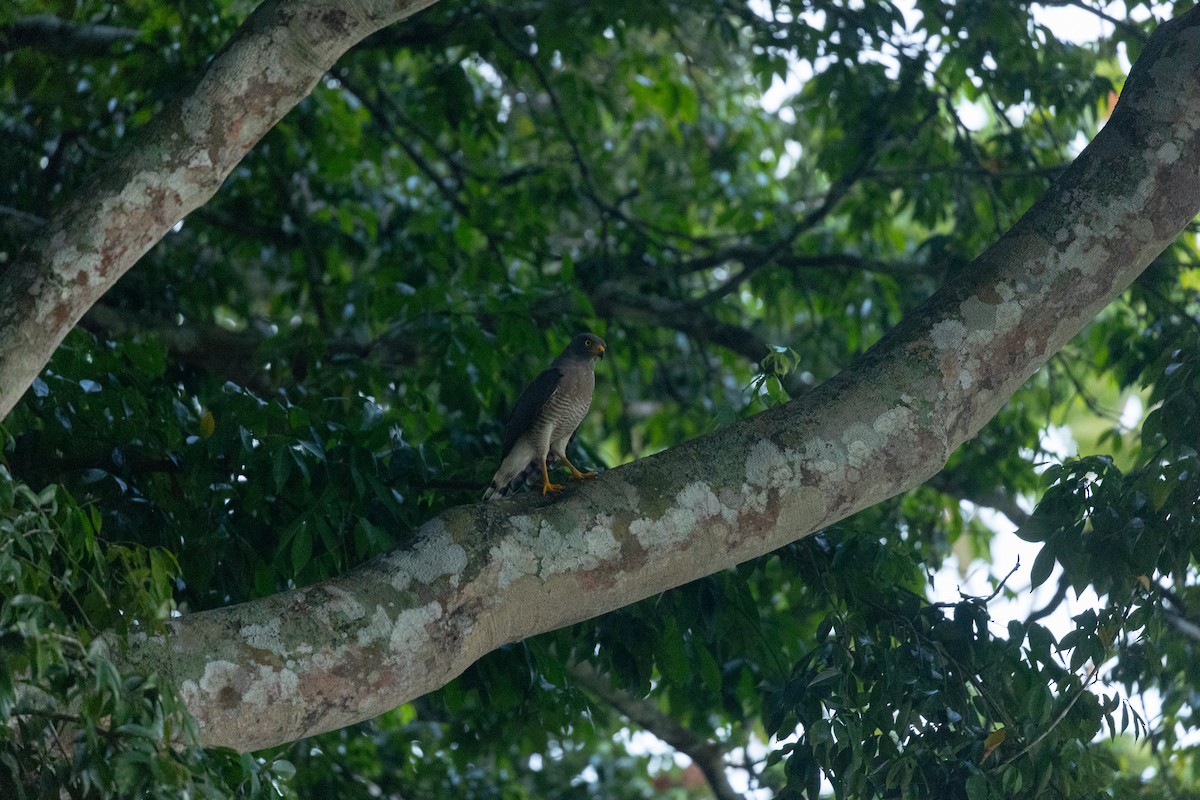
xmin=1030 ymin=545 xmax=1056 ymax=589
xmin=966 ymin=771 xmax=990 ymax=800
xmin=291 ymin=528 xmax=312 ymax=575
xmin=693 ymin=641 xmax=722 ymax=693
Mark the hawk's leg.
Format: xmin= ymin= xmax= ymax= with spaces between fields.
xmin=560 ymin=454 xmax=597 ymax=481
xmin=540 ymin=458 xmax=565 ymax=495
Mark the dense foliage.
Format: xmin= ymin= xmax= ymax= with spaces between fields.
xmin=2 ymin=0 xmax=1199 ymax=797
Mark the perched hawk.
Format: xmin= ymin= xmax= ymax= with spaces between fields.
xmin=483 ymin=333 xmax=606 ymax=500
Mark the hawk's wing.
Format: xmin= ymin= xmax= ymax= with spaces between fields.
xmin=501 ymin=366 xmax=563 ymax=458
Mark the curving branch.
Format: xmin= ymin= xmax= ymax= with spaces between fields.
xmin=5 ymin=0 xmax=1200 ymax=761
xmin=103 ymin=9 xmax=1200 ymax=752
xmin=77 ymin=301 xmax=425 ymax=390
xmin=569 ymin=660 xmax=748 ymax=800
xmin=0 ymin=0 xmax=440 ymax=420
xmin=926 ymin=471 xmax=1032 ymax=528
xmin=1036 ymin=0 xmax=1151 ymax=42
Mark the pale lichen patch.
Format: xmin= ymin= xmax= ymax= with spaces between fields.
xmin=873 ymin=406 xmax=914 ymax=436
xmin=1156 ymin=140 xmax=1181 ymax=163
xmin=846 ymin=437 xmax=872 ymax=469
xmin=357 ymin=605 xmax=394 ymax=647
xmin=310 ymin=650 xmax=336 ymax=672
xmin=802 ymin=438 xmax=844 ymax=476
xmin=738 ymin=484 xmax=768 ymax=515
xmin=242 ymin=664 xmax=299 ymax=707
xmin=629 ymin=481 xmax=724 ymax=549
xmin=930 ymin=319 xmax=967 ymax=351
xmin=541 ymin=514 xmax=621 ymax=576
xmin=240 ymin=618 xmax=282 ymax=653
xmin=842 ymin=421 xmax=888 ymax=468
xmin=491 ymin=522 xmax=540 ymax=589
xmin=179 ymin=659 xmax=238 ymax=717
xmin=386 ymin=520 xmax=468 ymax=592
xmin=182 ymin=657 xmax=304 ymax=712
xmin=583 ymin=513 xmax=619 ymax=551
xmin=493 ymin=512 xmax=621 ymax=588
xmin=718 ymin=485 xmax=750 ymax=518
xmin=195 ymin=659 xmax=240 ymax=697
xmin=387 ymin=601 xmax=443 ymax=660
xmin=745 ymin=440 xmax=794 ymax=489
xmin=995 ymin=293 xmax=1023 ymax=329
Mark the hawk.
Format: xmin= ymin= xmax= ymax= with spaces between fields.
xmin=483 ymin=333 xmax=606 ymax=500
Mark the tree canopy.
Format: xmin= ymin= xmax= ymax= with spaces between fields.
xmin=3 ymin=1 xmax=1200 ymax=798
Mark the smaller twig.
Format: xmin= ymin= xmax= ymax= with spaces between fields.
xmin=973 ymin=560 xmax=1021 ymax=604
xmin=991 ymin=667 xmax=1100 ymax=772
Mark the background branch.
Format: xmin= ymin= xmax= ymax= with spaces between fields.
xmin=570 ymin=660 xmax=749 ymax=800
xmin=0 ymin=14 xmax=140 ymax=57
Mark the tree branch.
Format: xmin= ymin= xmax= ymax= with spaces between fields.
xmin=569 ymin=661 xmax=748 ymax=800
xmin=0 ymin=0 xmax=440 ymax=420
xmin=925 ymin=471 xmax=1031 ymax=528
xmin=679 ymin=247 xmax=936 ymax=295
xmin=0 ymin=14 xmax=140 ymax=57
xmin=77 ymin=301 xmax=424 ymax=389
xmin=591 ymin=286 xmax=772 ymax=365
xmin=1037 ymin=0 xmax=1151 ymax=42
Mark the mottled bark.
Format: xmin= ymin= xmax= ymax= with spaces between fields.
xmin=113 ymin=11 xmax=1200 ymax=752
xmin=0 ymin=0 xmax=438 ymax=419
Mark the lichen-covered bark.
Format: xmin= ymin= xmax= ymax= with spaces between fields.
xmin=113 ymin=10 xmax=1200 ymax=752
xmin=0 ymin=0 xmax=438 ymax=419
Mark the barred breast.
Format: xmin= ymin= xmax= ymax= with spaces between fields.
xmin=532 ymin=368 xmax=594 ymax=452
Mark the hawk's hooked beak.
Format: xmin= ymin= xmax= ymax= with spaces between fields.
xmin=597 ymin=343 xmax=605 ymax=359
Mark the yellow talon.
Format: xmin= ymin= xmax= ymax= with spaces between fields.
xmin=561 ymin=454 xmax=596 ymax=482
xmin=540 ymin=459 xmax=565 ymax=495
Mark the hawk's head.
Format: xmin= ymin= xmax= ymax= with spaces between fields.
xmin=570 ymin=333 xmax=606 ymax=360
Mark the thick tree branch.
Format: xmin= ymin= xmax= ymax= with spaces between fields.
xmin=569 ymin=660 xmax=748 ymax=800
xmin=105 ymin=10 xmax=1200 ymax=753
xmin=0 ymin=0 xmax=439 ymax=420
